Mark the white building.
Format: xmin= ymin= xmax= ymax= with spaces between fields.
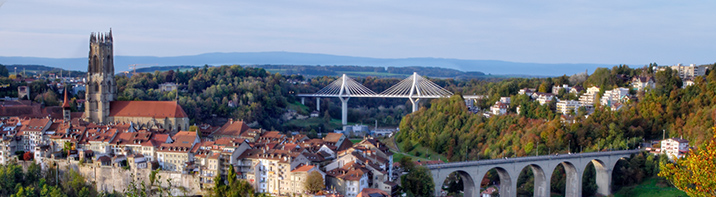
xmin=533 ymin=93 xmax=555 ymax=105
xmin=579 ymin=86 xmax=600 ymax=106
xmin=552 ymin=84 xmax=571 ymax=94
xmin=556 ymin=100 xmax=581 ymax=114
xmin=661 ymin=138 xmax=689 ymax=160
xmin=499 ymin=97 xmax=511 ymax=105
xmin=600 ymin=87 xmax=630 ymax=108
xmin=659 ymin=64 xmax=709 ymax=79
xmin=631 ymin=76 xmax=655 ymax=92
xmin=159 ymin=82 xmax=178 ymax=92
xmin=490 ymin=101 xmax=508 ymax=115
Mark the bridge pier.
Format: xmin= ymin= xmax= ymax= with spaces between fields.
xmin=339 ymin=96 xmax=349 ymax=125
xmin=532 ymin=165 xmax=550 ymax=197
xmin=409 ymin=97 xmax=420 ymax=112
xmin=316 ymin=97 xmax=320 ymax=111
xmin=301 ymin=97 xmax=305 ymax=105
xmin=563 ymin=162 xmax=582 ymax=197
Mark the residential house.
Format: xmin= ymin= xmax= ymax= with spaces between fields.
xmin=631 ymin=76 xmax=655 ymax=91
xmin=556 ymin=100 xmax=581 ymax=115
xmin=157 ymin=131 xmax=199 ymax=172
xmin=490 ymin=101 xmax=508 ymax=116
xmin=289 ymin=164 xmax=325 ymax=194
xmin=158 ymin=82 xmax=178 ymax=92
xmin=326 ymin=162 xmax=370 ymax=197
xmin=552 ymin=84 xmax=571 ymax=94
xmin=600 ymin=87 xmax=629 ymax=108
xmin=533 ymin=93 xmax=555 ymax=105
xmin=570 ymin=85 xmax=584 ymax=94
xmin=661 ymin=138 xmax=689 ymax=160
xmin=518 ymin=88 xmax=535 ymax=97
xmin=579 ymin=86 xmax=600 ymax=106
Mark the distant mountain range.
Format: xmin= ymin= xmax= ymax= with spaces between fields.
xmin=0 ymin=52 xmax=615 ymax=76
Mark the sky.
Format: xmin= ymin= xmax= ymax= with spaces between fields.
xmin=0 ymin=0 xmax=715 ymax=65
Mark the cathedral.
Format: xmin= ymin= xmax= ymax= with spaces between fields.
xmin=83 ymin=30 xmax=189 ymax=132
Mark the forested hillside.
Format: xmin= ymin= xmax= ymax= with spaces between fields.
xmin=116 ymin=65 xmax=293 ymax=129
xmin=398 ymin=64 xmax=716 ymax=162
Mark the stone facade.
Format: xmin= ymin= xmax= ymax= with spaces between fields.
xmin=84 ymin=30 xmax=116 ymax=124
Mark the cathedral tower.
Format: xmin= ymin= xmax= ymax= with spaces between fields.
xmin=84 ymin=29 xmax=116 ymax=124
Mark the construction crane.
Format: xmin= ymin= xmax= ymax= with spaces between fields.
xmin=128 ymin=64 xmax=158 ymax=76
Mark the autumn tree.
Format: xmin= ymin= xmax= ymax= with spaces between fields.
xmin=659 ymin=132 xmax=716 ymax=197
xmin=304 ymin=171 xmax=325 ymax=194
xmin=400 ymin=157 xmax=435 ymax=197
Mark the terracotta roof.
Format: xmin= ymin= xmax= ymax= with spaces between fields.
xmin=323 ymin=133 xmax=343 ymax=143
xmin=109 ymin=101 xmax=187 ymax=118
xmin=62 ymin=88 xmax=71 ymax=108
xmin=22 ymin=118 xmax=51 ymax=132
xmin=357 ymin=188 xmax=389 ymax=197
xmin=291 ymin=164 xmax=317 ymax=173
xmin=326 ymin=161 xmax=368 ymax=181
xmin=214 ymin=120 xmax=250 ymax=137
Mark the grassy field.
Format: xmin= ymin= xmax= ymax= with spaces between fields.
xmin=286 ymin=101 xmax=310 ymax=114
xmin=613 ymin=176 xmax=687 ymax=197
xmin=375 ymin=134 xmax=449 ymax=163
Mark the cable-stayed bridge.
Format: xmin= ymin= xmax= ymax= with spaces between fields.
xmin=297 ymin=72 xmax=485 ymax=125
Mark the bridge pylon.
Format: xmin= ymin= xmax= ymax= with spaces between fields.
xmin=380 ymin=72 xmax=453 ymax=112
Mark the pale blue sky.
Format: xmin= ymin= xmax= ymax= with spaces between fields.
xmin=0 ymin=0 xmax=714 ymax=65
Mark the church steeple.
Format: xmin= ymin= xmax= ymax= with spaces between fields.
xmin=83 ymin=29 xmax=116 ymax=124
xmin=62 ymin=87 xmax=71 ymax=122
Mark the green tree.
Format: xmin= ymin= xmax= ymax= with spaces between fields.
xmin=323 ymin=110 xmax=331 ymax=123
xmin=304 ymin=171 xmax=325 ymax=194
xmin=400 ymin=157 xmax=434 ymax=197
xmin=654 ymin=67 xmax=682 ymax=95
xmin=0 ymin=64 xmax=9 ymax=77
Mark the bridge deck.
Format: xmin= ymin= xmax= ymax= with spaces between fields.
xmin=297 ymin=93 xmax=486 ymax=99
xmin=426 ymin=150 xmax=642 ymax=170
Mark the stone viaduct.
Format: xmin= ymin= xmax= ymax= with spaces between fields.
xmin=426 ymin=150 xmax=642 ymax=197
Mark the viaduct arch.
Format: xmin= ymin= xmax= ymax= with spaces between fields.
xmin=426 ymin=150 xmax=641 ymax=197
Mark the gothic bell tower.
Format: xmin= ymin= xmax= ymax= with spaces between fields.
xmin=84 ymin=29 xmax=117 ymax=124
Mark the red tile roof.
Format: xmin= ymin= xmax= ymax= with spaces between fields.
xmin=323 ymin=133 xmax=343 ymax=143
xmin=358 ymin=188 xmax=389 ymax=197
xmin=109 ymin=101 xmax=187 ymax=118
xmin=62 ymin=88 xmax=71 ymax=108
xmin=214 ymin=120 xmax=250 ymax=137
xmin=291 ymin=164 xmax=317 ymax=173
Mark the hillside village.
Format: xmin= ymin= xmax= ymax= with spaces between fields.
xmin=483 ymin=63 xmax=708 ymax=122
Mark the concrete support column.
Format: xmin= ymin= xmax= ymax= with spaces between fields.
xmin=409 ymin=97 xmax=420 ymax=112
xmin=595 ymin=161 xmax=613 ymax=196
xmin=565 ymin=164 xmax=582 ymax=197
xmin=434 ymin=183 xmax=443 ymax=197
xmin=301 ymin=97 xmax=305 ymax=105
xmin=460 ymin=173 xmax=476 ymax=197
xmin=532 ymin=165 xmax=549 ymax=197
xmin=495 ymin=168 xmax=515 ymax=197
xmin=339 ymin=97 xmax=349 ymax=125
xmin=316 ymin=97 xmax=320 ymax=111
xmin=509 ymin=172 xmax=519 ymax=197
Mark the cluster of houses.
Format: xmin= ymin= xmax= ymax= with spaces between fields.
xmin=0 ymin=108 xmax=396 ymax=197
xmin=486 ymin=64 xmax=709 ymax=117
